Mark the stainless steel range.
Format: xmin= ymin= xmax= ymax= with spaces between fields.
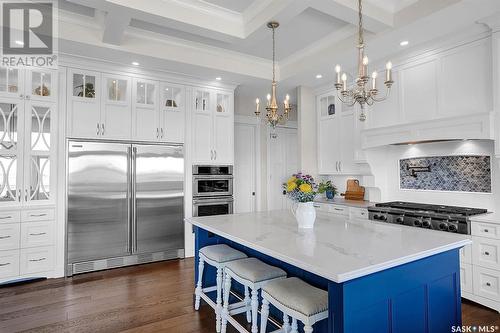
xmin=368 ymin=201 xmax=487 ymax=234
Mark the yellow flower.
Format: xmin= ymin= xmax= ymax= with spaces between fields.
xmin=287 ymin=182 xmax=297 ymax=191
xmin=287 ymin=176 xmax=297 ymax=185
xmin=299 ymin=184 xmax=312 ymax=193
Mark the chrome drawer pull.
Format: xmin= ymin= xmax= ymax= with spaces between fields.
xmin=486 ymin=282 xmax=491 ymax=287
xmin=0 ymin=235 xmax=11 ymax=239
xmin=334 ymin=208 xmax=344 ymax=211
xmin=30 ymin=213 xmax=47 ymax=217
xmin=484 ymin=229 xmax=489 ymax=233
xmin=29 ymin=257 xmax=46 ymax=262
xmin=29 ymin=232 xmax=46 ymax=236
xmin=0 ymin=216 xmax=12 ymax=219
xmin=484 ymin=251 xmax=490 ymax=256
xmin=0 ymin=262 xmax=10 ymax=266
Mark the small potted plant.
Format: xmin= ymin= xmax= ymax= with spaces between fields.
xmin=283 ymin=173 xmax=319 ymax=228
xmin=318 ymin=180 xmax=337 ymax=200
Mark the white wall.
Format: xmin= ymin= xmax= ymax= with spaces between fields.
xmin=297 ymin=86 xmax=317 ymax=176
xmin=366 ymin=140 xmax=499 ymax=211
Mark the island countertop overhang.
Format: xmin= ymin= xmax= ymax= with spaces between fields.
xmin=186 ymin=210 xmax=471 ymax=283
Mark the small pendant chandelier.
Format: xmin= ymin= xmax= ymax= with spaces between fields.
xmin=255 ymin=21 xmax=291 ymax=128
xmin=334 ymin=0 xmax=394 ymax=121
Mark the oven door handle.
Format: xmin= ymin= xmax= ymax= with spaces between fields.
xmin=193 ymin=197 xmax=234 ymax=205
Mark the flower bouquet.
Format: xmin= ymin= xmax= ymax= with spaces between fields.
xmin=283 ymin=173 xmax=318 ymax=228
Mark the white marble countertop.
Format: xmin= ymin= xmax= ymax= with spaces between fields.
xmin=186 ymin=210 xmax=471 ymax=283
xmin=470 ymin=212 xmax=499 ymax=224
xmin=314 ymin=197 xmax=374 ymax=209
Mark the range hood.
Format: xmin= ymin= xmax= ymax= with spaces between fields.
xmin=361 ymin=112 xmax=494 ymax=149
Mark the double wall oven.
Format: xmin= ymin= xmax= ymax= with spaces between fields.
xmin=193 ymin=165 xmax=233 ymax=217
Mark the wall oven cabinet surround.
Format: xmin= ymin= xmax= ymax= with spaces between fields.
xmin=192 ymin=165 xmax=233 ymax=217
xmin=316 ymin=93 xmax=358 ymax=175
xmin=192 ymin=88 xmax=234 ymax=164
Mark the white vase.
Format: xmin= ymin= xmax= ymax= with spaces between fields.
xmin=292 ymin=202 xmax=316 ymax=229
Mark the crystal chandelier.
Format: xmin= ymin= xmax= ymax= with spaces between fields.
xmin=255 ymin=22 xmax=291 ymax=128
xmin=334 ymin=0 xmax=394 ymax=121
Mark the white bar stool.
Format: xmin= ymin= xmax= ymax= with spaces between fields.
xmin=260 ymin=277 xmax=328 ymax=333
xmin=222 ymin=258 xmax=287 ymax=333
xmin=195 ymin=244 xmax=248 ymax=332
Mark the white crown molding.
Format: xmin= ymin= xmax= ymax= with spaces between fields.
xmin=478 ymin=12 xmax=500 ymax=32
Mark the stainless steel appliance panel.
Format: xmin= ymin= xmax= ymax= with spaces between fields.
xmin=193 ymin=196 xmax=233 ymax=217
xmin=67 ymin=141 xmax=130 ymax=263
xmin=134 ymin=144 xmax=184 ymax=254
xmin=193 ymin=175 xmax=233 ymax=197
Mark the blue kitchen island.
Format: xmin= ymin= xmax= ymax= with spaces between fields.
xmin=186 ymin=210 xmax=471 ymax=333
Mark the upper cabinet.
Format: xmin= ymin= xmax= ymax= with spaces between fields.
xmin=365 ymin=38 xmax=492 ymax=129
xmin=132 ymin=78 xmax=159 ymax=142
xmin=160 ymin=83 xmax=185 ymax=143
xmin=192 ymin=88 xmax=234 ymax=165
xmin=101 ymin=74 xmax=132 ymax=140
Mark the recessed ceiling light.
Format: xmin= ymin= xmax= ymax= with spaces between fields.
xmin=216 ymin=77 xmax=222 ymax=81
xmin=15 ymin=40 xmax=23 ymax=46
xmin=132 ymin=61 xmax=139 ymax=66
xmin=316 ymin=74 xmax=323 ymax=79
xmin=400 ymin=40 xmax=409 ymax=46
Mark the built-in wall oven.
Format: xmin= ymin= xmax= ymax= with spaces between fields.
xmin=193 ymin=165 xmax=233 ymax=217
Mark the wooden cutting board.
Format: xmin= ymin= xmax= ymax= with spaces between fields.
xmin=341 ymin=179 xmax=365 ymax=201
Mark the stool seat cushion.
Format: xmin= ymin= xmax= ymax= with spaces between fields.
xmin=225 ymin=258 xmax=286 ymax=283
xmin=199 ymin=244 xmax=247 ymax=263
xmin=263 ymin=277 xmax=328 ymax=317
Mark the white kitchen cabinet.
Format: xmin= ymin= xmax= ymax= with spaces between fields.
xmin=0 ymin=249 xmax=19 ymax=279
xmin=67 ymin=69 xmax=101 ymax=138
xmin=473 ymin=266 xmax=500 ymax=302
xmin=0 ymin=68 xmax=23 ymax=100
xmin=192 ymin=88 xmax=234 ymax=164
xmin=160 ymin=83 xmax=185 ymax=143
xmin=317 ymin=92 xmax=357 ymax=175
xmin=132 ymin=78 xmax=160 ymax=142
xmin=0 ymin=223 xmax=20 ymax=250
xmin=461 ymin=263 xmax=474 ymax=294
xmin=19 ymin=246 xmax=54 ymax=275
xmin=472 ymin=236 xmax=500 ymax=271
xmin=101 ymin=74 xmax=132 ymax=140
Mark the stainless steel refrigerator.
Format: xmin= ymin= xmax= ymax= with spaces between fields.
xmin=66 ymin=141 xmax=184 ymax=276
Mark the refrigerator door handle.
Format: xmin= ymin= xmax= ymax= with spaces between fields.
xmin=131 ymin=146 xmax=138 ymax=253
xmin=127 ymin=146 xmax=132 ymax=253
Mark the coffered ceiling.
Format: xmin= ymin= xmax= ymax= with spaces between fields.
xmin=58 ymin=0 xmax=500 ymax=100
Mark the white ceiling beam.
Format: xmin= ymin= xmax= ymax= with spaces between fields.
xmin=310 ymin=0 xmax=393 ymax=33
xmin=102 ymin=9 xmax=131 ymax=45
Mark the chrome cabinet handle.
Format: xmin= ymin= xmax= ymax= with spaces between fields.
xmin=214 ymin=150 xmax=216 ymax=160
xmin=339 ymin=161 xmax=342 ymax=172
xmin=19 ymin=94 xmax=24 ymax=99
xmin=486 ymin=282 xmax=491 ymax=287
xmin=156 ymin=128 xmax=159 ymax=139
xmin=29 ymin=257 xmax=46 ymax=262
xmin=17 ymin=189 xmax=21 ymax=202
xmin=210 ymin=150 xmax=213 ymax=160
xmin=0 ymin=216 xmax=12 ymax=219
xmin=97 ymin=123 xmax=100 ymax=135
xmin=25 ymin=95 xmax=30 ymax=100
xmin=25 ymin=189 xmax=28 ymax=202
xmin=0 ymin=235 xmax=11 ymax=239
xmin=161 ymin=128 xmax=164 ymax=139
xmin=29 ymin=232 xmax=46 ymax=236
xmin=334 ymin=208 xmax=343 ymax=211
xmin=484 ymin=251 xmax=490 ymax=256
xmin=30 ymin=213 xmax=47 ymax=217
xmin=483 ymin=229 xmax=489 ymax=233
xmin=0 ymin=262 xmax=10 ymax=266
xmin=101 ymin=123 xmax=105 ymax=135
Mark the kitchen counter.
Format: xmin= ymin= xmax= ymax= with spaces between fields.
xmin=470 ymin=212 xmax=499 ymax=224
xmin=187 ymin=210 xmax=469 ymax=283
xmin=187 ymin=210 xmax=469 ymax=332
xmin=314 ymin=197 xmax=374 ymax=209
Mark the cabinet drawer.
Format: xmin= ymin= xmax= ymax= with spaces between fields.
xmin=20 ymin=246 xmax=54 ymax=275
xmin=472 ymin=236 xmax=500 ymax=270
xmin=328 ymin=205 xmax=349 ymax=216
xmin=350 ymin=208 xmax=368 ymax=220
xmin=313 ymin=203 xmax=328 ymax=213
xmin=472 ymin=222 xmax=500 ymax=240
xmin=460 ymin=243 xmax=472 ymax=264
xmin=473 ymin=266 xmax=500 ymax=302
xmin=0 ymin=210 xmax=21 ymax=224
xmin=0 ymin=250 xmax=20 ymax=279
xmin=460 ymin=262 xmax=473 ymax=294
xmin=21 ymin=209 xmax=55 ymax=222
xmin=20 ymin=222 xmax=53 ymax=248
xmin=0 ymin=223 xmax=20 ymax=251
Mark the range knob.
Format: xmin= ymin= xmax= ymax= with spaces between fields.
xmin=395 ymin=217 xmax=404 ymax=224
xmin=448 ymin=224 xmax=458 ymax=232
xmin=422 ymin=219 xmax=431 ymax=228
xmin=373 ymin=214 xmax=380 ymax=220
xmin=439 ymin=223 xmax=448 ymax=231
xmin=380 ymin=215 xmax=387 ymax=221
xmin=414 ymin=220 xmax=422 ymax=227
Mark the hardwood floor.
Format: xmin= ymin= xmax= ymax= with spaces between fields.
xmin=0 ymin=259 xmax=498 ymax=333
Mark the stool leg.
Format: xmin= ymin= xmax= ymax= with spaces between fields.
xmin=283 ymin=314 xmax=290 ymax=333
xmin=291 ymin=318 xmax=298 ymax=333
xmin=221 ymin=274 xmax=232 ymax=333
xmin=250 ymin=288 xmax=259 ymax=333
xmin=215 ymin=266 xmax=223 ymax=332
xmin=303 ymin=325 xmax=313 ymax=333
xmin=194 ymin=257 xmax=204 ymax=310
xmin=244 ymin=286 xmax=251 ymax=323
xmin=260 ymin=297 xmax=269 ymax=333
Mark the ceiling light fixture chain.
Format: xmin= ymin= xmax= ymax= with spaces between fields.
xmin=255 ymin=21 xmax=292 ymax=129
xmin=334 ymin=0 xmax=394 ymax=121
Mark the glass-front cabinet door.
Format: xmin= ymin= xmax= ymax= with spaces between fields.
xmin=0 ymin=68 xmax=22 ymax=99
xmin=23 ymin=101 xmax=54 ymax=203
xmin=0 ymin=99 xmax=24 ymax=204
xmin=27 ymin=69 xmax=56 ymax=102
xmin=160 ymin=83 xmax=184 ymax=143
xmin=100 ymin=74 xmax=131 ymax=140
xmin=192 ymin=88 xmax=213 ymax=163
xmin=132 ymin=78 xmax=159 ymax=141
xmin=213 ymin=92 xmax=233 ymax=164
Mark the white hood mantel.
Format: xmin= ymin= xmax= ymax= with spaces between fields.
xmin=361 ymin=112 xmax=494 ymax=149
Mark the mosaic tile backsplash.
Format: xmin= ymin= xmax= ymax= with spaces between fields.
xmin=399 ymin=155 xmax=491 ymax=193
